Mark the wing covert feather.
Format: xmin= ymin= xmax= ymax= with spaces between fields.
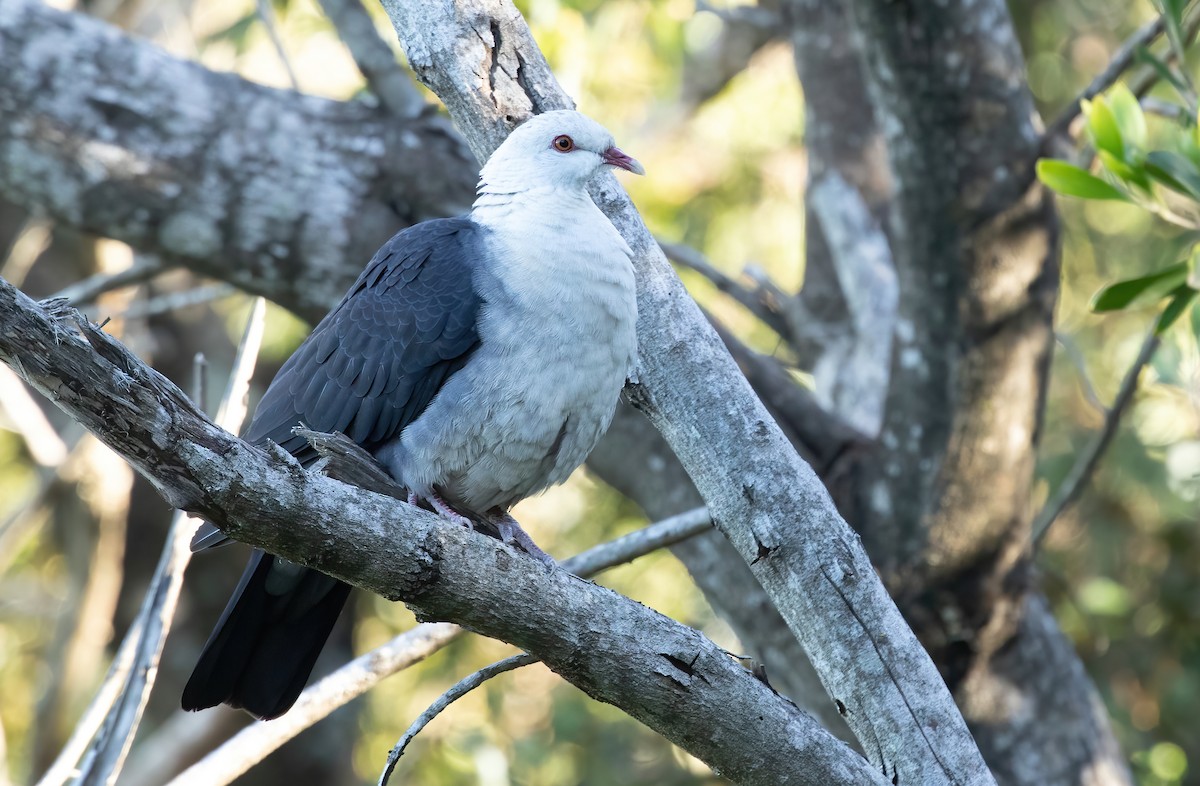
xmin=244 ymin=218 xmax=484 ymax=463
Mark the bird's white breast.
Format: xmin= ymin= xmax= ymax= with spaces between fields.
xmin=389 ymin=191 xmax=638 ymax=513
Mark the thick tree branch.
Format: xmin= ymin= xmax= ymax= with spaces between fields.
xmin=0 ymin=276 xmax=886 ymax=786
xmin=165 ymin=504 xmax=711 ymax=786
xmin=845 ymin=0 xmax=1055 ymax=584
xmin=0 ymin=0 xmax=475 ymax=322
xmin=381 ymin=1 xmax=994 ymax=782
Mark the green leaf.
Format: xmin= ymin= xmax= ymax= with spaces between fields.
xmin=1097 ymin=150 xmax=1150 ymax=189
xmin=1145 ymin=150 xmax=1200 ymax=200
xmin=1155 ymin=285 xmax=1198 ymax=334
xmin=1108 ymin=84 xmax=1147 ymax=152
xmin=1092 ymin=262 xmax=1188 ymax=312
xmin=1036 ymin=160 xmax=1127 ymax=201
xmin=1082 ymin=97 xmax=1125 ymax=159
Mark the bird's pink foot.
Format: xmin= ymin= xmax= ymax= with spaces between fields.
xmin=488 ymin=510 xmax=556 ymax=568
xmin=408 ymin=490 xmax=472 ymax=528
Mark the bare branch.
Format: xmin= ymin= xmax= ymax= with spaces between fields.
xmin=0 ymin=364 xmax=69 ymax=465
xmin=46 ymin=299 xmax=267 ymax=786
xmin=317 ymin=0 xmax=426 ymax=118
xmin=660 ymin=240 xmax=794 ymax=339
xmin=681 ymin=2 xmax=782 ymax=109
xmin=379 ymin=653 xmax=536 ymax=785
xmin=49 ymin=257 xmax=172 ymax=308
xmin=1055 ymin=332 xmax=1107 ymax=415
xmin=165 ymin=623 xmax=460 ymax=786
xmin=1032 ymin=328 xmax=1160 ymax=546
xmin=1044 ymin=15 xmax=1166 ymax=142
xmin=0 ymin=276 xmax=887 ymax=786
xmin=381 ymin=1 xmax=995 ymax=781
xmin=163 ymin=501 xmax=712 ymax=786
xmin=116 ymin=284 xmax=236 ymax=320
xmin=0 ymin=0 xmax=475 ymax=323
xmin=807 ymin=172 xmax=896 ymax=437
xmin=254 ymin=0 xmax=301 ymax=91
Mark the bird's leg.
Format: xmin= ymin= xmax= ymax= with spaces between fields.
xmin=487 ymin=509 xmax=556 ymax=568
xmin=408 ymin=490 xmax=472 ymax=529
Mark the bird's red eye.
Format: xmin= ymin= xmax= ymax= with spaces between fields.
xmin=552 ymin=135 xmax=575 ymax=152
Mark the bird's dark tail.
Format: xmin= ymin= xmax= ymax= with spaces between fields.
xmin=182 ymin=550 xmax=352 ymax=720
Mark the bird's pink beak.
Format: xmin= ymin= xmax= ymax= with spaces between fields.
xmin=603 ymin=146 xmax=645 ymax=176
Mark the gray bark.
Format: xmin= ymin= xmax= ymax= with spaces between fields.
xmin=0 ymin=0 xmax=475 ymax=323
xmin=838 ymin=2 xmax=1131 ymax=783
xmin=0 ymin=279 xmax=884 ymax=786
xmin=0 ymin=0 xmax=1133 ymax=781
xmin=381 ymin=1 xmax=995 ymax=782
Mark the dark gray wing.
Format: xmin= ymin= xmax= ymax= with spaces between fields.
xmin=182 ymin=218 xmax=485 ymax=718
xmin=245 ymin=216 xmax=484 ymax=461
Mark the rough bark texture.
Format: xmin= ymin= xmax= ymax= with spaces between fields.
xmin=0 ymin=0 xmax=1135 ymax=781
xmin=0 ymin=0 xmax=475 ymax=323
xmin=0 ymin=280 xmax=886 ymax=786
xmin=381 ymin=1 xmax=995 ymax=782
xmin=836 ymin=1 xmax=1131 ymax=783
xmin=590 ymin=406 xmax=854 ymax=742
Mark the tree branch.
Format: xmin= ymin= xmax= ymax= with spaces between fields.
xmin=0 ymin=276 xmax=888 ymax=786
xmin=1043 ymin=15 xmax=1166 ymax=142
xmin=1032 ymin=328 xmax=1160 ymax=545
xmin=317 ymin=0 xmax=427 ymax=118
xmin=380 ymin=1 xmax=994 ymax=781
xmin=164 ymin=504 xmax=711 ymax=786
xmin=380 ymin=653 xmax=536 ymax=785
xmin=0 ymin=0 xmax=475 ymax=323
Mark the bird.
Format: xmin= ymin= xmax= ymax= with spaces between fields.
xmin=181 ymin=110 xmax=643 ymax=720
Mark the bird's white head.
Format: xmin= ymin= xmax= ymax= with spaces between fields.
xmin=477 ymin=110 xmax=644 ymax=197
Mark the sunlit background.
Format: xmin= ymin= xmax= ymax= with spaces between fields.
xmin=1 ymin=0 xmax=1198 ymax=784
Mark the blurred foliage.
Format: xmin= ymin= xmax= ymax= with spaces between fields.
xmin=4 ymin=0 xmax=1200 ymax=784
xmin=1026 ymin=2 xmax=1200 ymax=785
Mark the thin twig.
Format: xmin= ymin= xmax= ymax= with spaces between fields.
xmin=255 ymin=0 xmax=300 ymax=92
xmin=659 ymin=240 xmax=793 ymax=339
xmin=192 ymin=353 xmax=208 ymax=415
xmin=317 ymin=0 xmax=424 ymax=117
xmin=116 ymin=283 xmax=235 ymax=319
xmin=46 ymin=300 xmax=267 ymax=786
xmin=49 ymin=257 xmax=170 ymax=307
xmin=163 ymin=506 xmax=711 ymax=786
xmin=1032 ymin=328 xmax=1161 ymax=546
xmin=1045 ymin=15 xmax=1166 ymax=141
xmin=1127 ymin=6 xmax=1200 ymax=98
xmin=1055 ymin=332 xmax=1107 ymax=415
xmin=379 ymin=653 xmax=537 ymax=786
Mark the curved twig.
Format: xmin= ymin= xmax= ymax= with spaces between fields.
xmin=378 ymin=653 xmax=537 ymax=786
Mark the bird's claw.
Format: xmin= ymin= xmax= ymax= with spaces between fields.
xmin=492 ymin=512 xmax=556 ymax=568
xmin=409 ymin=490 xmax=472 ymax=528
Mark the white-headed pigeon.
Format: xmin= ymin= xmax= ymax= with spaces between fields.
xmin=181 ymin=111 xmax=642 ymax=720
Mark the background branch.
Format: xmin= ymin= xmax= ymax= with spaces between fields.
xmin=1033 ymin=328 xmax=1160 ymax=545
xmin=0 ymin=0 xmax=474 ymax=323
